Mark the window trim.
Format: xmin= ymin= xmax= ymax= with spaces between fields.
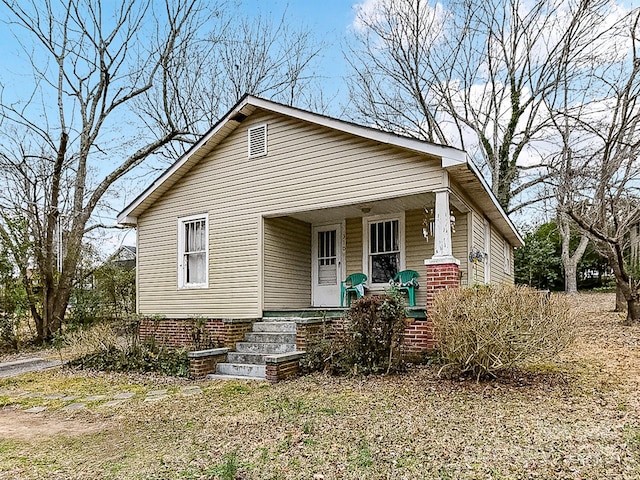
xmin=177 ymin=213 xmax=209 ymax=289
xmin=503 ymin=239 xmax=512 ymax=275
xmin=362 ymin=213 xmax=405 ymax=289
xmin=248 ymin=123 xmax=268 ymax=158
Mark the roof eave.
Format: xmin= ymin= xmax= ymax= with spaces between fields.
xmin=446 ymin=157 xmax=524 ymax=247
xmin=116 ymin=94 xmax=254 ymax=225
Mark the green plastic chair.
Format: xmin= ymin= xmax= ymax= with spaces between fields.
xmin=341 ymin=273 xmax=367 ymax=307
xmin=390 ymin=270 xmax=420 ymax=307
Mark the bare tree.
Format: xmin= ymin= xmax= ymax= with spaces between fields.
xmin=346 ymin=0 xmax=611 ymax=213
xmin=133 ymin=6 xmax=327 ymax=164
xmin=216 ymin=11 xmax=324 ymax=109
xmin=0 ymin=0 xmax=325 ymax=342
xmin=346 ymin=0 xmax=449 ymax=144
xmin=561 ymin=10 xmax=640 ymax=322
xmin=0 ymin=0 xmax=214 ymax=342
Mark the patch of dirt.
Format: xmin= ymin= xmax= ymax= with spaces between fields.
xmin=0 ymin=408 xmax=106 ymax=441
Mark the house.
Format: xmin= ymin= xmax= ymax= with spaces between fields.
xmin=72 ymin=245 xmax=137 ymax=320
xmin=108 ymin=245 xmax=136 ymax=269
xmin=117 ymin=95 xmax=523 ymax=381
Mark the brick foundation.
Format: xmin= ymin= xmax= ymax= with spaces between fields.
xmin=139 ymin=317 xmax=254 ymax=350
xmin=295 ymin=320 xmax=328 ymax=351
xmin=403 ymin=319 xmax=437 ymax=361
xmin=141 ymin=261 xmax=461 ymax=370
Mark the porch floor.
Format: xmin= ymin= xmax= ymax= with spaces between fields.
xmin=263 ymin=307 xmax=427 ymax=319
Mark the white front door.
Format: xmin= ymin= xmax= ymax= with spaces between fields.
xmin=312 ymin=224 xmax=343 ymax=307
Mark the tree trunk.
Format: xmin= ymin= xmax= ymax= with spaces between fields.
xmin=616 ymin=285 xmax=627 ymax=312
xmin=559 ymin=217 xmax=588 ymax=295
xmin=564 ymin=262 xmax=578 ymax=294
xmin=624 ymin=293 xmax=640 ymax=325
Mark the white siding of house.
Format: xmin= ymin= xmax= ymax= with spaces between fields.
xmin=468 ymin=210 xmax=486 ymax=285
xmin=451 ymin=209 xmax=468 ymax=285
xmin=137 ymin=109 xmax=444 ymax=318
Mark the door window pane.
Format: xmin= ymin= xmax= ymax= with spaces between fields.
xmin=318 ymin=230 xmax=337 ymax=285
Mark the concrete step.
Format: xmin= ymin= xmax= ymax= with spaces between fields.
xmin=206 ymin=373 xmax=267 ymax=382
xmin=244 ymin=332 xmax=296 ymax=344
xmin=235 ymin=341 xmax=296 ymax=354
xmin=216 ymin=363 xmax=266 ymax=378
xmin=252 ymin=321 xmax=297 ymax=333
xmin=226 ymin=352 xmax=267 ymax=365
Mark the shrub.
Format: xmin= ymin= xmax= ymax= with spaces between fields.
xmin=432 ymin=284 xmax=575 ymax=380
xmin=0 ymin=313 xmax=21 ymax=352
xmin=302 ymin=288 xmax=407 ymax=375
xmin=61 ymin=319 xmax=190 ymax=377
xmin=299 ymin=321 xmax=338 ymax=374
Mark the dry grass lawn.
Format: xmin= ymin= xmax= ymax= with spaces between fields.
xmin=0 ymin=292 xmax=639 ymax=479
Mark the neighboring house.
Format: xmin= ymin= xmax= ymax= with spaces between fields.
xmin=117 ymin=95 xmax=523 ymax=379
xmin=108 ymin=245 xmax=136 ymax=269
xmin=72 ymin=245 xmax=137 ymax=321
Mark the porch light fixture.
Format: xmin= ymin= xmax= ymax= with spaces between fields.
xmin=361 ymin=206 xmax=371 ymax=214
xmin=469 ymin=249 xmax=484 ymax=264
xmin=422 ymin=208 xmax=435 ymax=242
xmin=423 ymin=207 xmax=456 ymax=243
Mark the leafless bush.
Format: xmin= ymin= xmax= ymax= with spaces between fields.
xmin=57 ymin=322 xmax=122 ymax=361
xmin=432 ymin=285 xmax=575 ymax=380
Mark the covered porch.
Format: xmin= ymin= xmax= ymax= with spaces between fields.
xmin=261 ymin=189 xmax=468 ymax=314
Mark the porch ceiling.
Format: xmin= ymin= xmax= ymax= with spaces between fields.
xmin=270 ymin=193 xmax=438 ymax=224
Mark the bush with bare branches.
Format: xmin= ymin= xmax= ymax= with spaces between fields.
xmin=432 ymin=285 xmax=575 ymax=380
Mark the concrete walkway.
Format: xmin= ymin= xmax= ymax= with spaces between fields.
xmin=0 ymin=385 xmax=203 ymax=413
xmin=0 ymin=357 xmax=203 ymax=413
xmin=0 ymin=357 xmax=63 ymax=378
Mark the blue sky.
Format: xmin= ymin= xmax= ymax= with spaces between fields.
xmin=236 ymin=0 xmax=359 ymax=107
xmin=0 ymin=0 xmax=359 ymax=111
xmin=0 ymin=1 xmax=363 ymax=253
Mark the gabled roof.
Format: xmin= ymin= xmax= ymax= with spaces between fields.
xmin=117 ymin=94 xmax=523 ymax=246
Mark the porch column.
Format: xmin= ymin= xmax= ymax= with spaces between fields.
xmin=425 ymin=188 xmax=460 ymax=314
xmin=430 ymin=188 xmax=458 ymax=264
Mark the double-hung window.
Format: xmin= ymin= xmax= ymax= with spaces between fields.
xmin=178 ymin=214 xmax=208 ymax=288
xmin=364 ymin=214 xmax=404 ymax=286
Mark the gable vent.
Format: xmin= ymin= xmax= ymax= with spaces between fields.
xmin=248 ymin=124 xmax=267 ymax=158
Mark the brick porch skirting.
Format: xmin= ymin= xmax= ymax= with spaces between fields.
xmin=138 ymin=317 xmax=254 ymax=350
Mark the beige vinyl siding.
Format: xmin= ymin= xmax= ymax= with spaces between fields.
xmin=468 ymin=210 xmax=486 ymax=284
xmin=345 ymin=208 xmax=466 ymax=307
xmin=490 ymin=228 xmax=514 ymax=284
xmin=451 ymin=209 xmax=468 ymax=285
xmin=345 ymin=217 xmax=363 ymax=275
xmin=138 ymin=207 xmax=259 ymax=318
xmin=405 ymin=209 xmax=432 ymax=307
xmin=137 ymin=109 xmax=445 ymax=317
xmin=263 ymin=217 xmax=311 ymax=309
